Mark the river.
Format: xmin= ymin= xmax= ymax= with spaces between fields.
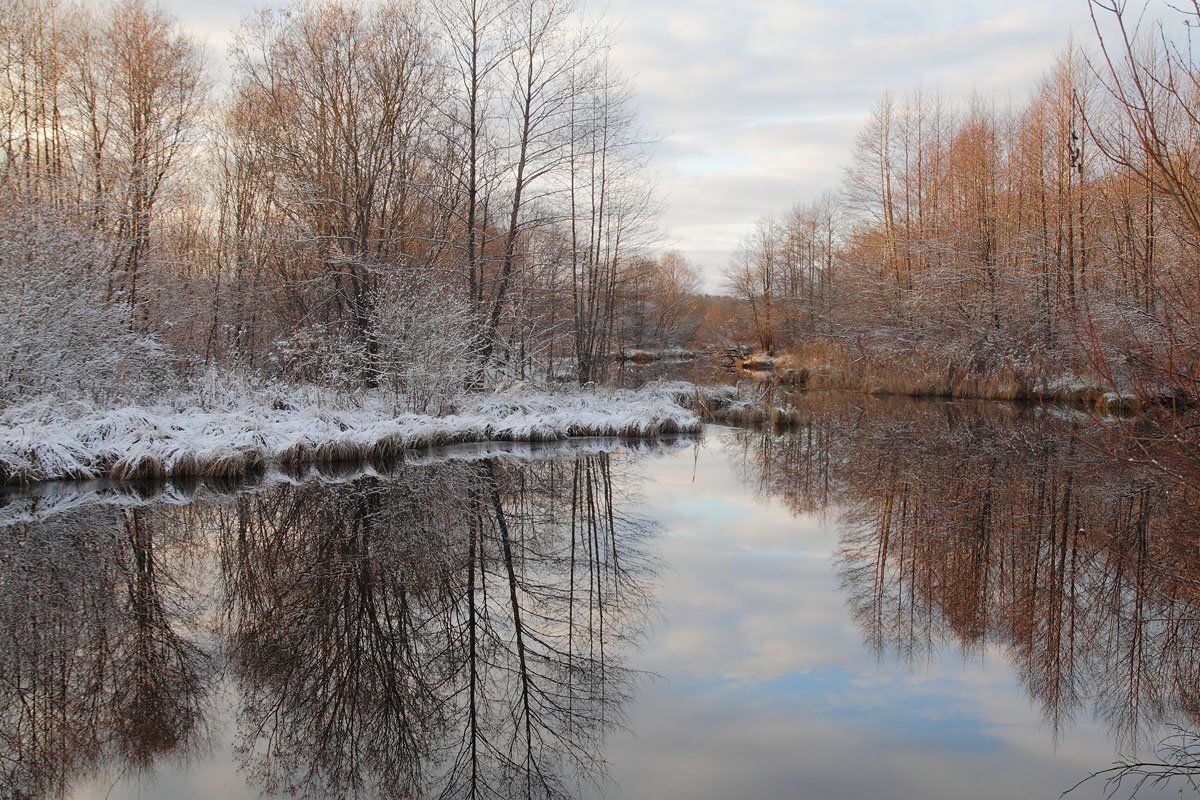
xmin=3 ymin=394 xmax=1196 ymax=799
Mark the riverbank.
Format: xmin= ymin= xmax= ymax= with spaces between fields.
xmin=0 ymin=435 xmax=700 ymax=526
xmin=732 ymin=351 xmax=1155 ymax=413
xmin=7 ymin=368 xmax=1167 ymax=486
xmin=0 ymin=382 xmax=725 ymax=485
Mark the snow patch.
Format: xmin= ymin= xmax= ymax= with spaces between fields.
xmin=0 ymin=435 xmax=697 ymax=527
xmin=0 ymin=383 xmax=707 ymax=484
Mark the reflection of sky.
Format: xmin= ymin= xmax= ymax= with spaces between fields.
xmin=71 ymin=429 xmax=1179 ymax=800
xmin=74 ymin=676 xmax=246 ymax=800
xmin=591 ymin=428 xmax=1173 ymax=800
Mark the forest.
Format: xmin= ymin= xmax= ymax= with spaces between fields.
xmin=1 ymin=0 xmax=1198 ymax=478
xmin=726 ymin=2 xmax=1200 ymax=410
xmin=0 ymin=0 xmax=704 ymax=408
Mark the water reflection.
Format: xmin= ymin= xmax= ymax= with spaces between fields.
xmin=0 ymin=504 xmax=211 ymax=797
xmin=0 ymin=447 xmax=657 ymax=800
xmin=727 ymin=397 xmax=1200 ymax=749
xmin=7 ymin=403 xmax=1200 ymax=799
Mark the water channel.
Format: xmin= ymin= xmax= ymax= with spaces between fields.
xmin=3 ymin=394 xmax=1196 ymax=799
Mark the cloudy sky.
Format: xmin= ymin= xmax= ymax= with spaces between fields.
xmin=606 ymin=0 xmax=1110 ymax=288
xmin=165 ymin=0 xmax=1111 ymax=290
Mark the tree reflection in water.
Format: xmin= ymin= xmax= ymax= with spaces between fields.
xmin=0 ymin=503 xmax=211 ymax=797
xmin=727 ymin=396 xmax=1200 ymax=753
xmin=0 ymin=450 xmax=656 ymax=800
xmin=11 ymin=400 xmax=1200 ymax=798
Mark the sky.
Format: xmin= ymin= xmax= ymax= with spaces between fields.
xmin=164 ymin=0 xmax=1113 ymax=292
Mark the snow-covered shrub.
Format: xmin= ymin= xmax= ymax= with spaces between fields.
xmin=270 ymin=268 xmax=478 ymax=413
xmin=370 ymin=271 xmax=478 ymax=415
xmin=270 ymin=321 xmax=371 ymax=396
xmin=0 ymin=202 xmax=169 ymax=405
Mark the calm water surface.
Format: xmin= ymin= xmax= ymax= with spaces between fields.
xmin=4 ymin=396 xmax=1197 ymax=799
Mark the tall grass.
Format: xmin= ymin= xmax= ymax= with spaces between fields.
xmin=0 ymin=383 xmax=704 ymax=485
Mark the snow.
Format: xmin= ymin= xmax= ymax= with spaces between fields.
xmin=1041 ymin=375 xmax=1095 ymax=394
xmin=0 ymin=435 xmax=697 ymax=527
xmin=0 ymin=382 xmax=712 ymax=485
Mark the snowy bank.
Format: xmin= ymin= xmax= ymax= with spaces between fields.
xmin=0 ymin=435 xmax=697 ymax=526
xmin=0 ymin=383 xmax=713 ymax=485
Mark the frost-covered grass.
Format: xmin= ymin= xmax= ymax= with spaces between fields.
xmin=0 ymin=435 xmax=697 ymax=526
xmin=618 ymin=347 xmax=703 ymax=364
xmin=0 ymin=382 xmax=707 ymax=485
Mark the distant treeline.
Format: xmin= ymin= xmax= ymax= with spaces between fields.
xmin=725 ymin=1 xmax=1200 ymax=407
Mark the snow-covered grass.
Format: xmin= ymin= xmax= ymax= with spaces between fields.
xmin=618 ymin=347 xmax=703 ymax=363
xmin=0 ymin=435 xmax=697 ymax=527
xmin=0 ymin=382 xmax=709 ymax=485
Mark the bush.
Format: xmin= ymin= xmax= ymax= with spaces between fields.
xmin=0 ymin=202 xmax=169 ymax=405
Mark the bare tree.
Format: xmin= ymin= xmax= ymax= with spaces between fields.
xmin=230 ymin=0 xmax=438 ymax=379
xmin=89 ymin=0 xmax=206 ymax=321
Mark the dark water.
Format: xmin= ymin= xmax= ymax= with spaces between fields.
xmin=5 ymin=396 xmax=1199 ymax=799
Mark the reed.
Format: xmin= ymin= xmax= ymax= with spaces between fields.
xmin=277 ymin=441 xmax=312 ymax=465
xmin=367 ymin=434 xmax=407 ymax=462
xmin=110 ymin=454 xmax=166 ymax=482
xmin=201 ymin=450 xmax=248 ymax=481
xmin=312 ymin=439 xmax=369 ymax=464
xmin=167 ymin=451 xmax=201 ymax=477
